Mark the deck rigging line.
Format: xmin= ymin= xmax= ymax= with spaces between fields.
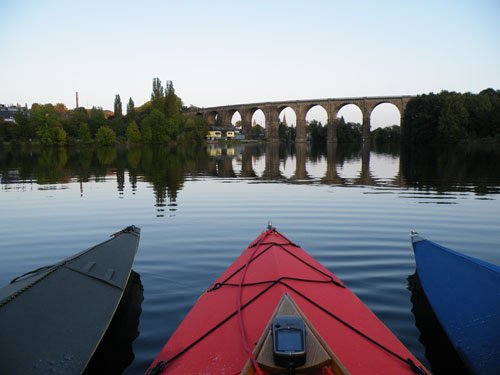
xmin=148 ymin=230 xmax=426 ymax=375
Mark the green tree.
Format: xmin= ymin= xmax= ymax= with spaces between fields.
xmin=307 ymin=120 xmax=326 ymax=144
xmin=178 ymin=116 xmax=208 ymax=143
xmin=165 ymin=117 xmax=178 ymax=140
xmin=372 ymin=125 xmax=400 ymax=145
xmin=78 ymin=123 xmax=92 ymax=144
xmin=140 ymin=121 xmax=153 ymax=143
xmin=279 ymin=122 xmax=290 ymax=142
xmin=15 ymin=111 xmax=35 ymax=141
xmin=336 ymin=117 xmax=362 ymax=143
xmin=402 ymin=89 xmax=500 ymax=143
xmin=110 ymin=117 xmax=126 ymax=138
xmin=0 ymin=120 xmax=19 ymax=143
xmin=66 ymin=107 xmax=89 ymax=141
xmin=53 ymin=127 xmax=67 ymax=146
xmin=437 ymin=93 xmax=468 ymax=142
xmin=127 ymin=97 xmax=135 ymax=120
xmin=402 ymin=94 xmax=441 ymax=143
xmin=477 ymin=89 xmax=500 ymax=139
xmin=251 ymin=124 xmax=265 ymax=139
xmin=89 ymin=107 xmax=106 ymax=136
xmin=0 ymin=117 xmax=4 ymax=142
xmin=126 ymin=121 xmax=142 ymax=143
xmin=464 ymin=93 xmax=492 ymax=138
xmin=96 ymin=126 xmax=116 ymax=146
xmin=37 ymin=124 xmax=66 ymax=146
xmin=31 ymin=104 xmax=64 ymax=146
xmin=114 ymin=94 xmax=122 ymax=118
xmin=141 ymin=109 xmax=169 ymax=143
xmin=164 ymin=80 xmax=182 ymax=118
xmin=151 ymin=78 xmax=165 ymax=112
xmin=37 ymin=125 xmax=54 ymax=146
xmin=31 ymin=103 xmax=58 ymax=129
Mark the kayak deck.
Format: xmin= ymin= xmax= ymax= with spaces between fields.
xmin=149 ymin=228 xmax=427 ymax=374
xmin=243 ymin=292 xmax=348 ymax=374
xmin=0 ymin=226 xmax=140 ymax=375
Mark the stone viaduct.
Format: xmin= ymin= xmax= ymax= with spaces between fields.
xmin=186 ymin=96 xmax=414 ymax=142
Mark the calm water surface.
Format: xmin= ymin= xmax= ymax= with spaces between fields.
xmin=1 ymin=142 xmax=499 ymax=374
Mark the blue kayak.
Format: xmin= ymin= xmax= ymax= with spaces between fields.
xmin=411 ymin=232 xmax=500 ymax=375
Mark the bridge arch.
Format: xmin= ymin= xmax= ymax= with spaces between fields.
xmin=206 ymin=110 xmax=219 ymax=125
xmin=278 ymin=106 xmax=297 ymax=141
xmin=370 ymin=102 xmax=401 ymax=129
xmin=250 ymin=108 xmax=266 ymax=139
xmin=305 ymin=104 xmax=328 ymax=142
xmin=305 ymin=104 xmax=328 ymax=124
xmin=241 ymin=107 xmax=264 ymax=124
xmin=230 ymin=111 xmax=242 ymax=126
xmin=336 ymin=103 xmax=363 ymax=124
xmin=221 ymin=109 xmax=238 ymax=126
xmin=239 ymin=107 xmax=264 ymax=138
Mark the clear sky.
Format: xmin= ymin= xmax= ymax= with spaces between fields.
xmin=1 ymin=0 xmax=499 ymax=128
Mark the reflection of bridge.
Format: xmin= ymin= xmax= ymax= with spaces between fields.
xmin=207 ymin=143 xmax=405 ymax=187
xmin=187 ymin=96 xmax=414 ymax=142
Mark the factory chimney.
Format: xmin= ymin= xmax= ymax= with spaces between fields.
xmin=76 ymin=92 xmax=79 ymax=108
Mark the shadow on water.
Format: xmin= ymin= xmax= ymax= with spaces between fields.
xmin=83 ymin=271 xmax=144 ymax=374
xmin=407 ymin=273 xmax=470 ymax=375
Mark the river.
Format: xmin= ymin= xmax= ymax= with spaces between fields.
xmin=0 ymin=142 xmax=499 ymax=373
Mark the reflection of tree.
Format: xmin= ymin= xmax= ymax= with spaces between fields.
xmin=400 ymin=144 xmax=500 ymax=195
xmin=77 ymin=147 xmax=93 ymax=196
xmin=96 ymin=147 xmax=116 ymax=165
xmin=77 ymin=148 xmax=93 ymax=180
xmin=336 ymin=143 xmax=362 ymax=169
xmin=9 ymin=148 xmax=37 ymax=184
xmin=140 ymin=146 xmax=185 ymax=215
xmin=127 ymin=147 xmax=142 ymax=193
xmin=2 ymin=142 xmax=500 ymax=206
xmin=115 ymin=149 xmax=127 ymax=196
xmin=94 ymin=147 xmax=117 ymax=182
xmin=36 ymin=147 xmax=69 ymax=184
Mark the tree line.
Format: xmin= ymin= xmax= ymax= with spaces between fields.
xmin=402 ymin=88 xmax=500 ymax=143
xmin=0 ymin=78 xmax=208 ymax=146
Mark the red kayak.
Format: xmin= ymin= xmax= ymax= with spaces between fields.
xmin=148 ymin=227 xmax=428 ymax=374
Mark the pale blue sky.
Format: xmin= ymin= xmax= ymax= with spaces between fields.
xmin=1 ymin=0 xmax=499 ymax=127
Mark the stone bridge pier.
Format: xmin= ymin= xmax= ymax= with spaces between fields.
xmin=188 ymin=95 xmax=413 ymax=143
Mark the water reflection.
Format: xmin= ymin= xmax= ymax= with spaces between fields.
xmin=1 ymin=143 xmax=500 ymax=213
xmin=83 ymin=271 xmax=144 ymax=374
xmin=408 ymin=273 xmax=469 ymax=375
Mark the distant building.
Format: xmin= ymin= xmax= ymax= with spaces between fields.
xmin=206 ymin=129 xmax=222 ymax=140
xmin=206 ymin=125 xmax=245 ymax=141
xmin=0 ymin=104 xmax=27 ymax=124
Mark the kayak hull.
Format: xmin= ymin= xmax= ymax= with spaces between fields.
xmin=411 ymin=234 xmax=500 ymax=375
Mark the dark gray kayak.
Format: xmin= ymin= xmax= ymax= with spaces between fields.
xmin=0 ymin=225 xmax=140 ymax=374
